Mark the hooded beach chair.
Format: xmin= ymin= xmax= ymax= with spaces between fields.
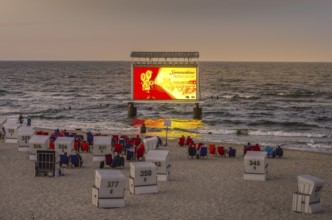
xmin=35 ymin=150 xmax=57 ymax=177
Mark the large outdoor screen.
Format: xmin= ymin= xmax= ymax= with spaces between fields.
xmin=132 ymin=66 xmax=198 ymax=101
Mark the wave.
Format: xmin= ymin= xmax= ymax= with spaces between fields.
xmin=315 ymin=116 xmax=332 ymax=122
xmin=249 ymin=130 xmax=327 ymax=138
xmin=276 ymin=90 xmax=323 ymax=98
xmin=247 ymin=120 xmax=319 ymax=129
xmin=196 ymin=126 xmax=327 ymax=138
xmin=0 ymin=89 xmax=8 ymax=96
xmin=220 ymin=94 xmax=260 ymax=100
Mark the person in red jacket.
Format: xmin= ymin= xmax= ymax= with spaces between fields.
xmin=134 ymin=135 xmax=141 ymax=146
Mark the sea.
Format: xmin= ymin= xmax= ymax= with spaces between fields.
xmin=0 ymin=61 xmax=331 ymax=153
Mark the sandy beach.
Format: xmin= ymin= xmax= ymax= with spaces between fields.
xmin=0 ymin=135 xmax=331 ymax=220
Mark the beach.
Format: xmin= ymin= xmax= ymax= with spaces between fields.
xmin=0 ymin=135 xmax=331 ymax=220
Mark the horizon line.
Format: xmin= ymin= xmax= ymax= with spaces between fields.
xmin=0 ymin=59 xmax=331 ymax=63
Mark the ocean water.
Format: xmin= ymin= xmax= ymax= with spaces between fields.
xmin=0 ymin=61 xmax=331 ymax=153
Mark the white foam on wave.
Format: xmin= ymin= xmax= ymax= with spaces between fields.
xmin=32 ymin=119 xmax=138 ymax=135
xmin=249 ymin=130 xmax=326 ymax=138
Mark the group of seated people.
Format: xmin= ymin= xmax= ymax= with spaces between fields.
xmin=243 ymin=142 xmax=283 ymax=158
xmin=179 ymin=136 xmax=284 ymax=159
xmin=178 ymin=135 xmax=193 ymax=147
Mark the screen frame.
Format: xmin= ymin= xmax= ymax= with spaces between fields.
xmin=131 ymin=64 xmax=200 ymax=103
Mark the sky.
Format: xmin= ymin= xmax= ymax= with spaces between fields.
xmin=1 ymin=0 xmax=331 ymax=62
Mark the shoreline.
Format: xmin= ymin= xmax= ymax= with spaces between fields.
xmin=31 ymin=126 xmax=332 ymax=155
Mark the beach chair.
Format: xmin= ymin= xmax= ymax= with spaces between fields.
xmin=188 ymin=145 xmax=197 ymax=159
xmin=81 ymin=141 xmax=89 ymax=152
xmin=275 ymin=146 xmax=283 ymax=158
xmin=178 ymin=136 xmax=185 ymax=147
xmin=217 ymin=146 xmax=226 ymax=157
xmin=209 ymin=144 xmax=216 ymax=155
xmin=228 ymin=147 xmax=236 ymax=158
xmin=35 ymin=150 xmax=57 ymax=177
xmin=104 ymin=153 xmax=113 ymax=167
xmin=199 ymin=146 xmax=208 ymax=159
xmin=59 ymin=153 xmax=69 ymax=167
xmin=70 ymin=154 xmax=82 ymax=167
xmin=264 ymin=146 xmax=276 ymax=158
xmin=111 ymin=154 xmax=125 ymax=168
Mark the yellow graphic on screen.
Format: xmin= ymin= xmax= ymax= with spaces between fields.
xmin=140 ymin=70 xmax=154 ymax=93
xmin=154 ymin=67 xmax=197 ymax=99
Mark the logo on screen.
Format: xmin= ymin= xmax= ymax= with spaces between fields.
xmin=140 ymin=70 xmax=155 ymax=93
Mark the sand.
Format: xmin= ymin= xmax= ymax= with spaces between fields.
xmin=0 ymin=135 xmax=331 ymax=220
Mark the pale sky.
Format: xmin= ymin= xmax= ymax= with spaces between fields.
xmin=1 ymin=0 xmax=331 ymax=62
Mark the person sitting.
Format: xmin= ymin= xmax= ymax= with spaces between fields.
xmin=275 ymin=146 xmax=283 ymax=158
xmin=243 ymin=142 xmax=252 ymax=156
xmin=70 ymin=151 xmax=83 ymax=167
xmin=188 ymin=141 xmax=197 ymax=159
xmin=178 ymin=135 xmax=185 ymax=147
xmin=81 ymin=140 xmax=89 ymax=152
xmin=186 ymin=136 xmax=193 ymax=146
xmin=253 ymin=144 xmax=261 ymax=151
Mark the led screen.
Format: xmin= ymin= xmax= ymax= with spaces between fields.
xmin=133 ymin=66 xmax=198 ymax=100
